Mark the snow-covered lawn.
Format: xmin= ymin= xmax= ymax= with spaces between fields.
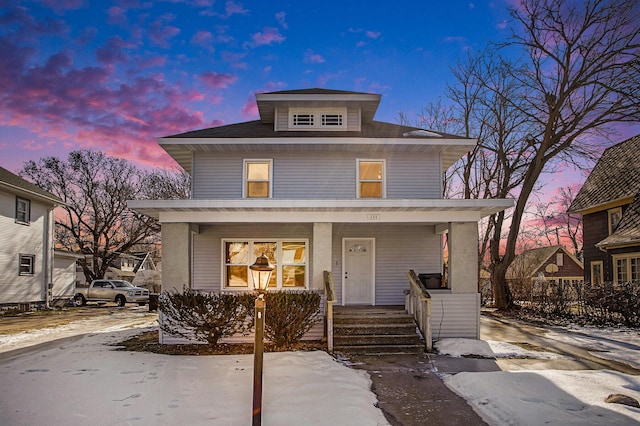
xmin=436 ymin=336 xmax=640 ymax=425
xmin=0 ymin=327 xmax=389 ymax=426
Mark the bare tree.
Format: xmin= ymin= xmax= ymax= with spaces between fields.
xmin=489 ymin=0 xmax=640 ymax=308
xmin=20 ymin=149 xmax=189 ymax=282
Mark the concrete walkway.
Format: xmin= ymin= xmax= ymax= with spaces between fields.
xmin=346 ymin=353 xmax=499 ymax=425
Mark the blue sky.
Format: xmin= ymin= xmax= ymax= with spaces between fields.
xmin=0 ymin=0 xmax=515 ymax=171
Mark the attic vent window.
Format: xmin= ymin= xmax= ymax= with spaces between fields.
xmin=293 ymin=114 xmax=314 ymax=126
xmin=288 ymin=108 xmax=347 ymax=131
xmin=322 ymin=114 xmax=343 ymax=126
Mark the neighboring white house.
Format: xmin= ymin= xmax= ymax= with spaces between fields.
xmin=52 ymin=250 xmax=83 ymax=306
xmin=129 ymin=88 xmax=513 ymax=343
xmin=0 ymin=166 xmax=63 ymax=308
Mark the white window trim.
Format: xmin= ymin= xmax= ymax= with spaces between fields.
xmin=612 ymin=252 xmax=640 ymax=284
xmin=288 ymin=107 xmax=347 ymax=131
xmin=590 ymin=260 xmax=603 ymax=285
xmin=243 ymin=159 xmax=273 ymax=199
xmin=356 ymin=159 xmax=386 ymax=199
xmin=221 ymin=239 xmax=309 ymax=290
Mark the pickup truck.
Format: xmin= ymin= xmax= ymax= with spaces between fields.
xmin=74 ymin=280 xmax=150 ymax=307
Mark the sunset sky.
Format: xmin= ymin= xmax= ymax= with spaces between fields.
xmin=1 ymin=0 xmax=638 ymax=196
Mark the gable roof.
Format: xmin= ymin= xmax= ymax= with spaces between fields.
xmin=569 ymin=134 xmax=640 ymax=213
xmin=506 ymin=245 xmax=583 ymax=279
xmin=596 ymin=194 xmax=640 ymax=249
xmin=0 ymin=166 xmax=63 ymax=206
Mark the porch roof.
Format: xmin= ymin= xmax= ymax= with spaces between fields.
xmin=128 ymin=198 xmax=514 ymax=223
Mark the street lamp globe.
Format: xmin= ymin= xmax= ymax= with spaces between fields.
xmin=250 ymin=253 xmax=274 ymax=292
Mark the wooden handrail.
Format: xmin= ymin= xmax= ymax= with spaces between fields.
xmin=406 ymin=270 xmax=432 ymax=351
xmin=323 ymin=271 xmax=337 ymax=352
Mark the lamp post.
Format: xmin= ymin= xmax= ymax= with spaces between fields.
xmin=250 ymin=253 xmax=274 ymax=426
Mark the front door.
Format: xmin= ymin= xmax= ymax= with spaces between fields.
xmin=343 ymin=238 xmax=374 ymax=305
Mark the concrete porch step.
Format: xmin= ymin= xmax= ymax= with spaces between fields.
xmin=333 ymin=344 xmax=425 ymax=355
xmin=332 ymin=305 xmax=424 ymax=355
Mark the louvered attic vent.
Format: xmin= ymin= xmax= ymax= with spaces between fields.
xmin=289 ymin=108 xmax=347 ymax=130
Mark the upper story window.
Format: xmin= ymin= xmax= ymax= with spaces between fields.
xmin=19 ymin=254 xmax=35 ymax=275
xmin=244 ymin=159 xmax=272 ymax=198
xmin=357 ymin=159 xmax=385 ymax=198
xmin=608 ymin=207 xmax=622 ymax=235
xmin=16 ymin=197 xmax=30 ymax=224
xmin=289 ymin=108 xmax=347 ymax=130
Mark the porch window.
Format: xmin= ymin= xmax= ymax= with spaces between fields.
xmin=19 ymin=254 xmax=35 ymax=275
xmin=16 ymin=197 xmax=30 ymax=224
xmin=223 ymin=240 xmax=307 ymax=289
xmin=357 ymin=160 xmax=385 ymax=198
xmin=244 ymin=160 xmax=272 ymax=198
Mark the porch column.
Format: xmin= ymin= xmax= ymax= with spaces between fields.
xmin=312 ymin=223 xmax=332 ymax=291
xmin=161 ymin=223 xmax=199 ymax=293
xmin=448 ymin=222 xmax=478 ymax=294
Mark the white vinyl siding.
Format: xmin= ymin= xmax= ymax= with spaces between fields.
xmin=192 ymin=223 xmax=313 ymax=292
xmin=0 ymin=190 xmax=49 ymax=303
xmin=192 ymin=152 xmax=441 ymax=200
xmin=429 ymin=293 xmax=480 ymax=338
xmin=332 ymin=224 xmax=441 ymax=305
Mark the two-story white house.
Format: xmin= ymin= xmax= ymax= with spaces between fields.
xmin=0 ymin=166 xmax=64 ymax=308
xmin=129 ymin=88 xmax=513 ymax=345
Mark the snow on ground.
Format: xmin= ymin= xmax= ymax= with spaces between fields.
xmin=0 ymin=326 xmax=389 ymax=426
xmin=0 ymin=307 xmax=157 ymax=353
xmin=445 ymin=369 xmax=640 ymax=425
xmin=436 ymin=338 xmax=569 ymax=360
xmin=548 ymin=325 xmax=640 ymax=370
xmin=436 ymin=337 xmax=640 ymax=425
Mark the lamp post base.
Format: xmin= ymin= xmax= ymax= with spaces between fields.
xmin=252 ymin=295 xmax=266 ymax=426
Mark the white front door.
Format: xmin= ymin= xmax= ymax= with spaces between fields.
xmin=343 ymin=238 xmax=374 ymax=305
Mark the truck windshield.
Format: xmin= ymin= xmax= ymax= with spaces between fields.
xmin=113 ymin=281 xmax=134 ymax=288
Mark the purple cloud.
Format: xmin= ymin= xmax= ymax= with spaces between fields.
xmin=365 ymin=31 xmax=381 ymax=39
xmin=304 ymin=49 xmax=325 ymax=64
xmin=225 ymin=1 xmax=249 ymax=16
xmin=148 ymin=16 xmax=181 ymax=47
xmin=275 ymin=11 xmax=287 ymax=29
xmin=199 ymin=71 xmax=238 ymax=89
xmin=40 ymin=0 xmax=84 ymax=14
xmin=96 ymin=36 xmax=134 ymax=65
xmin=248 ymin=27 xmax=285 ymax=47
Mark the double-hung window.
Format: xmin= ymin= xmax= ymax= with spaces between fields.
xmin=590 ymin=261 xmax=603 ymax=285
xmin=19 ymin=254 xmax=35 ymax=275
xmin=16 ymin=197 xmax=30 ymax=224
xmin=223 ymin=240 xmax=307 ymax=289
xmin=608 ymin=207 xmax=622 ymax=235
xmin=613 ymin=252 xmax=640 ymax=284
xmin=357 ymin=160 xmax=385 ymax=198
xmin=244 ymin=160 xmax=272 ymax=198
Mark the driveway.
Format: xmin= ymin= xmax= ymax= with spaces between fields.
xmin=480 ymin=313 xmax=640 ymax=375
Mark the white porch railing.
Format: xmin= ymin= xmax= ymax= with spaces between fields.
xmin=406 ymin=270 xmax=432 ymax=351
xmin=323 ymin=270 xmax=337 ymax=352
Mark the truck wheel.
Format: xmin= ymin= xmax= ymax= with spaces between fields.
xmin=74 ymin=294 xmax=86 ymax=306
xmin=115 ymin=295 xmax=126 ymax=307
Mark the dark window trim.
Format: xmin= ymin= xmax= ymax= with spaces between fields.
xmin=15 ymin=197 xmax=31 ymax=225
xmin=19 ymin=254 xmax=35 ymax=276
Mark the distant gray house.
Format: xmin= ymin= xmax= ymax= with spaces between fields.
xmin=0 ymin=166 xmax=63 ymax=308
xmin=129 ymin=88 xmax=513 ymax=344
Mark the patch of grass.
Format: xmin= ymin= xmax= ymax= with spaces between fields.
xmin=114 ymin=330 xmax=326 ymax=355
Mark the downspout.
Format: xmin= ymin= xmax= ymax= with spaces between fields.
xmin=44 ymin=206 xmax=55 ymax=309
